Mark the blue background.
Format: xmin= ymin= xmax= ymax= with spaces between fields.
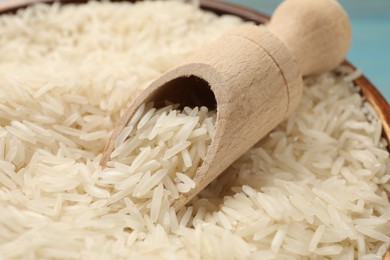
xmin=227 ymin=0 xmax=390 ymax=102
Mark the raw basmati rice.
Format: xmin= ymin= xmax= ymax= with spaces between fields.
xmin=0 ymin=1 xmax=389 ymax=259
xmin=106 ymin=102 xmax=214 ymax=213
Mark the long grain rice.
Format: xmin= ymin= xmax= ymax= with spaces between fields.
xmin=0 ymin=1 xmax=389 ymax=259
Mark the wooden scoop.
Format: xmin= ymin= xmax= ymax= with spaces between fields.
xmin=101 ymin=0 xmax=351 ymax=210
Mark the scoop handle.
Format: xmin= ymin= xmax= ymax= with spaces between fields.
xmin=269 ymin=0 xmax=351 ymax=76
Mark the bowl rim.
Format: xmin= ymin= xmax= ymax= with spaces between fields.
xmin=0 ymin=1 xmax=389 ymax=257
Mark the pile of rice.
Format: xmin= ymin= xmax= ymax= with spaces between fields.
xmin=0 ymin=1 xmax=389 ymax=259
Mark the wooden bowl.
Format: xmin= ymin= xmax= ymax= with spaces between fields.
xmin=0 ymin=0 xmax=389 ymax=258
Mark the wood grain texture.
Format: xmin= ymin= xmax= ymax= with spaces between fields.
xmin=345 ymin=61 xmax=390 ymax=147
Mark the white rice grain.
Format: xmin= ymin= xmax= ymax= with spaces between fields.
xmin=0 ymin=1 xmax=388 ymax=259
xmin=309 ymin=225 xmax=325 ymax=252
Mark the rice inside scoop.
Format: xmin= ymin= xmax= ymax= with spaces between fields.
xmin=104 ymin=103 xmax=215 ymax=221
xmin=0 ymin=1 xmax=389 ymax=259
